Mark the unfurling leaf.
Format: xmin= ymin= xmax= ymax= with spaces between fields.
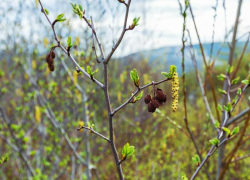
xmin=132 ymin=91 xmax=143 ymax=103
xmin=44 ymin=8 xmax=49 ymax=15
xmin=132 ymin=17 xmax=140 ymax=26
xmin=218 ymin=88 xmax=227 ymax=95
xmin=169 ymin=65 xmax=177 ymax=76
xmin=217 ymin=104 xmax=223 ymax=111
xmin=242 ymin=79 xmax=250 ymax=85
xmin=227 ymin=65 xmax=234 ymax=74
xmin=56 ymin=14 xmax=65 ymax=20
xmin=130 ymin=68 xmax=139 ymax=87
xmin=231 ymin=126 xmax=239 ymax=136
xmin=67 ymin=36 xmax=71 ymax=46
xmin=86 ymin=66 xmax=98 ymax=77
xmin=162 ymin=65 xmax=177 ymax=78
xmin=222 ymin=127 xmax=231 ymax=136
xmin=122 ymin=143 xmax=135 ymax=159
xmin=161 ymin=72 xmax=171 ymax=78
xmin=237 ymin=88 xmax=242 ymax=95
xmin=209 ymin=138 xmax=220 ymax=147
xmin=214 ymin=120 xmax=220 ymax=128
xmin=192 ymin=154 xmax=200 ymax=165
xmin=217 ymin=74 xmax=226 ymax=81
xmin=231 ymin=76 xmax=240 ymax=84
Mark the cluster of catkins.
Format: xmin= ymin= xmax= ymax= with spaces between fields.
xmin=144 ymin=88 xmax=167 ymax=113
xmin=46 ymin=50 xmax=56 ymax=71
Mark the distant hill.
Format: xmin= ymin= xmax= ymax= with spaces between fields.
xmin=120 ymin=41 xmax=250 ymax=74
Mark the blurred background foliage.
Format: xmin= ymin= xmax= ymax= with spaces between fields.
xmin=0 ymin=0 xmax=250 ymax=180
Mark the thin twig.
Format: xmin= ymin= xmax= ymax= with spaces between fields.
xmin=90 ymin=16 xmax=100 ymax=63
xmin=0 ymin=107 xmax=36 ymax=177
xmin=188 ymin=30 xmax=218 ymax=131
xmin=209 ymin=0 xmax=218 ymax=64
xmin=38 ymin=0 xmax=104 ymax=89
xmin=218 ymin=104 xmax=250 ymax=180
xmin=190 ymin=138 xmax=229 ymax=180
xmin=189 ymin=2 xmax=220 ymax=122
xmin=105 ymin=0 xmax=131 ymax=64
xmin=190 ymin=84 xmax=249 ymax=179
xmin=77 ymin=126 xmax=110 ymax=142
xmin=112 ymin=78 xmax=171 ymax=115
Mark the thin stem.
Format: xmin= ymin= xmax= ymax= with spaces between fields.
xmin=190 ymin=84 xmax=249 ymax=179
xmin=77 ymin=126 xmax=110 ymax=142
xmin=188 ymin=30 xmax=218 ymax=131
xmin=90 ymin=16 xmax=100 ymax=63
xmin=105 ymin=0 xmax=131 ymax=63
xmin=112 ymin=78 xmax=171 ymax=115
xmin=189 ymin=2 xmax=220 ymax=122
xmin=190 ymin=138 xmax=229 ymax=180
xmin=38 ymin=0 xmax=104 ymax=89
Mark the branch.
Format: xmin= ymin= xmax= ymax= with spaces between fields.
xmin=112 ymin=78 xmax=171 ymax=115
xmin=189 ymin=2 xmax=220 ymax=122
xmin=77 ymin=126 xmax=110 ymax=143
xmin=20 ymin=65 xmax=88 ymax=166
xmin=231 ymin=153 xmax=250 ymax=163
xmin=105 ymin=0 xmax=132 ymax=63
xmin=38 ymin=0 xmax=104 ymax=89
xmin=188 ymin=31 xmax=218 ymax=131
xmin=90 ymin=16 xmax=100 ymax=63
xmin=0 ymin=107 xmax=36 ymax=177
xmin=190 ymin=138 xmax=229 ymax=180
xmin=226 ymin=107 xmax=250 ymax=126
xmin=190 ymin=84 xmax=249 ymax=179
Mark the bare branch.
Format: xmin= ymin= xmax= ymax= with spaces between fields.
xmin=0 ymin=107 xmax=36 ymax=177
xmin=38 ymin=0 xmax=104 ymax=89
xmin=105 ymin=0 xmax=132 ymax=63
xmin=112 ymin=78 xmax=171 ymax=115
xmin=77 ymin=126 xmax=110 ymax=143
xmin=90 ymin=16 xmax=100 ymax=63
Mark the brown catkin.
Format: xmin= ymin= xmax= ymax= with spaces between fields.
xmin=147 ymin=102 xmax=156 ymax=113
xmin=45 ymin=51 xmax=55 ymax=72
xmin=144 ymin=94 xmax=151 ymax=104
xmin=151 ymin=98 xmax=160 ymax=108
xmin=51 ymin=51 xmax=56 ymax=59
xmin=156 ymin=88 xmax=167 ymax=103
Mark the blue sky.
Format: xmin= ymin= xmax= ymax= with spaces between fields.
xmin=2 ymin=0 xmax=250 ymax=57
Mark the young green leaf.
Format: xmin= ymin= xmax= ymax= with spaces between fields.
xmin=231 ymin=126 xmax=239 ymax=136
xmin=214 ymin=120 xmax=220 ymax=128
xmin=227 ymin=102 xmax=232 ymax=112
xmin=130 ymin=68 xmax=139 ymax=87
xmin=86 ymin=66 xmax=98 ymax=77
xmin=122 ymin=143 xmax=135 ymax=159
xmin=56 ymin=14 xmax=65 ymax=20
xmin=209 ymin=138 xmax=220 ymax=147
xmin=222 ymin=127 xmax=231 ymax=136
xmin=169 ymin=65 xmax=177 ymax=76
xmin=67 ymin=36 xmax=71 ymax=46
xmin=242 ymin=79 xmax=250 ymax=85
xmin=44 ymin=9 xmax=49 ymax=15
xmin=237 ymin=88 xmax=242 ymax=95
xmin=217 ymin=74 xmax=226 ymax=81
xmin=161 ymin=72 xmax=171 ymax=78
xmin=87 ymin=66 xmax=92 ymax=75
xmin=227 ymin=66 xmax=234 ymax=74
xmin=217 ymin=104 xmax=223 ymax=111
xmin=133 ymin=91 xmax=143 ymax=102
xmin=218 ymin=88 xmax=227 ymax=95
xmin=231 ymin=76 xmax=240 ymax=85
xmin=132 ymin=17 xmax=140 ymax=26
xmin=192 ymin=154 xmax=200 ymax=164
